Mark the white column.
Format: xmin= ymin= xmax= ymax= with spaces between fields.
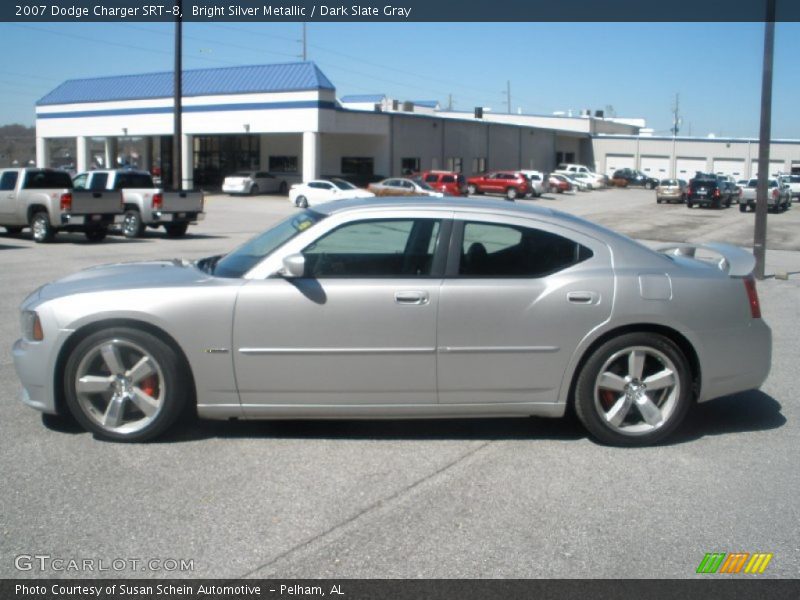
xmin=104 ymin=137 xmax=118 ymax=169
xmin=181 ymin=134 xmax=193 ymax=190
xmin=35 ymin=137 xmax=49 ymax=167
xmin=302 ymin=131 xmax=321 ymax=183
xmin=76 ymin=136 xmax=89 ymax=172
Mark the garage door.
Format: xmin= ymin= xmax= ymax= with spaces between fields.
xmin=676 ymin=157 xmax=707 ymax=181
xmin=713 ymin=159 xmax=746 ymax=178
xmin=640 ymin=156 xmax=670 ymax=180
xmin=605 ymin=154 xmax=634 ymax=177
xmin=750 ymin=160 xmax=787 ymax=178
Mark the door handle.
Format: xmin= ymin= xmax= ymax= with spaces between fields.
xmin=395 ymin=291 xmax=429 ymax=305
xmin=567 ymin=291 xmax=599 ymax=304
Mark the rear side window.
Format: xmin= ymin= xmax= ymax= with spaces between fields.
xmin=459 ymin=222 xmax=592 ymax=278
xmin=442 ymin=175 xmax=455 ymax=183
xmin=424 ymin=174 xmax=438 ymax=183
xmin=114 ymin=172 xmax=154 ymax=189
xmin=0 ymin=171 xmax=18 ymax=191
xmin=22 ymin=170 xmax=73 ymax=189
xmin=89 ymin=173 xmax=108 ymax=191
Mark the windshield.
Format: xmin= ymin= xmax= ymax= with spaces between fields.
xmin=331 ymin=178 xmax=356 ymax=190
xmin=211 ymin=210 xmax=324 ymax=278
xmin=411 ymin=177 xmax=435 ymax=191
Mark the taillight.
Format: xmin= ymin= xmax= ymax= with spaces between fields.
xmin=713 ymin=188 xmax=721 ymax=198
xmin=120 ymin=191 xmax=124 ymax=209
xmin=771 ymin=189 xmax=778 ymax=199
xmin=60 ymin=193 xmax=72 ymax=211
xmin=744 ymin=276 xmax=761 ymax=319
xmin=152 ymin=193 xmax=163 ymax=210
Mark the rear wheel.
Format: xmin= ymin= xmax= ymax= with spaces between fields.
xmin=30 ymin=211 xmax=55 ymax=243
xmin=63 ymin=327 xmax=188 ymax=442
xmin=84 ymin=228 xmax=107 ymax=242
xmin=686 ymin=200 xmax=694 ymax=208
xmin=467 ymin=184 xmax=478 ymax=195
xmin=278 ymin=181 xmax=288 ymax=195
xmin=250 ymin=184 xmax=260 ymax=196
xmin=506 ymin=187 xmax=518 ymax=201
xmin=574 ymin=332 xmax=692 ymax=446
xmin=739 ymin=203 xmax=747 ymax=213
xmin=122 ymin=209 xmax=145 ymax=238
xmin=164 ymin=222 xmax=189 ymax=237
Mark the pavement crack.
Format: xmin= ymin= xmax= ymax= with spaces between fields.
xmin=239 ymin=440 xmax=493 ymax=578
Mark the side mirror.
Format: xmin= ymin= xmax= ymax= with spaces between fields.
xmin=280 ymin=253 xmax=306 ymax=278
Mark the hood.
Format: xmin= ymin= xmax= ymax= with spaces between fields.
xmin=37 ymin=260 xmax=213 ymax=301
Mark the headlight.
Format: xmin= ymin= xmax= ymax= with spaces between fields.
xmin=21 ymin=310 xmax=44 ymax=341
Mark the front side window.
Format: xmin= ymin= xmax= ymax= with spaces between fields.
xmin=302 ymin=219 xmax=441 ymax=278
xmin=459 ymin=222 xmax=592 ymax=278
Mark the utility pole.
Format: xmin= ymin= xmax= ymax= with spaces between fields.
xmin=671 ymin=93 xmax=681 ymax=136
xmin=447 ymin=93 xmax=453 ymax=111
xmin=302 ymin=23 xmax=307 ymax=60
xmin=753 ymin=0 xmax=776 ymax=280
xmin=504 ymin=80 xmax=511 ymax=114
xmin=172 ymin=0 xmax=182 ymax=191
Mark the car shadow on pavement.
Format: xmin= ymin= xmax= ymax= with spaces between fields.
xmin=160 ymin=413 xmax=587 ymax=444
xmin=666 ymin=390 xmax=785 ymax=445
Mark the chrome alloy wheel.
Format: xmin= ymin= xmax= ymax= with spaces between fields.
xmin=73 ymin=338 xmax=165 ymax=435
xmin=593 ymin=346 xmax=680 ymax=436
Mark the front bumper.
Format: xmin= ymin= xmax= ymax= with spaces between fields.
xmin=12 ymin=337 xmax=58 ymax=414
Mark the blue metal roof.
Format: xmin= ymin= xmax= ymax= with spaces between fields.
xmin=339 ymin=94 xmax=386 ymax=103
xmin=37 ymin=62 xmax=335 ymax=106
xmin=412 ymin=100 xmax=439 ymax=108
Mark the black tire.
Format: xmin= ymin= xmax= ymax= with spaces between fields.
xmin=250 ymin=184 xmax=260 ymax=196
xmin=279 ymin=181 xmax=288 ymax=195
xmin=84 ymin=228 xmax=107 ymax=242
xmin=505 ymin=187 xmax=518 ymax=201
xmin=739 ymin=203 xmax=747 ymax=213
xmin=296 ymin=195 xmax=309 ymax=209
xmin=63 ymin=326 xmax=189 ymax=442
xmin=30 ymin=211 xmax=55 ymax=243
xmin=656 ymin=197 xmax=662 ymax=204
xmin=686 ymin=201 xmax=694 ymax=209
xmin=467 ymin=184 xmax=479 ymax=195
xmin=164 ymin=222 xmax=189 ymax=237
xmin=573 ymin=332 xmax=692 ymax=446
xmin=122 ymin=209 xmax=145 ymax=238
xmin=4 ymin=226 xmax=23 ymax=235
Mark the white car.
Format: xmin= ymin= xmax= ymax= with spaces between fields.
xmin=289 ymin=178 xmax=374 ymax=208
xmin=557 ymin=164 xmax=607 ymax=186
xmin=222 ymin=171 xmax=288 ymax=195
xmin=519 ymin=170 xmax=548 ymax=197
xmin=568 ymin=172 xmax=606 ymax=189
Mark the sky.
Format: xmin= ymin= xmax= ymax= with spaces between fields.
xmin=0 ymin=21 xmax=799 ymax=138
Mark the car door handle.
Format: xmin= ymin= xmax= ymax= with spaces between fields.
xmin=567 ymin=291 xmax=599 ymax=304
xmin=395 ymin=291 xmax=429 ymax=305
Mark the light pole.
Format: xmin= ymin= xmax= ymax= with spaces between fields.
xmin=753 ymin=0 xmax=776 ymax=280
xmin=172 ymin=0 xmax=183 ymax=191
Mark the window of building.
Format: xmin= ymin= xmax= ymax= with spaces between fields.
xmin=401 ymin=157 xmax=420 ymax=175
xmin=472 ymin=157 xmax=487 ymax=174
xmin=341 ymin=157 xmax=374 ymax=176
xmin=302 ymin=219 xmax=441 ymax=278
xmin=269 ymin=156 xmax=298 ymax=173
xmin=556 ymin=152 xmax=575 ymax=164
xmin=458 ymin=222 xmax=592 ymax=278
xmin=192 ymin=135 xmax=259 ymax=188
xmin=446 ymin=157 xmax=463 ymax=173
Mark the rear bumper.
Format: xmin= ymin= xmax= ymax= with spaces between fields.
xmin=59 ymin=213 xmax=123 ymax=228
xmin=696 ymin=319 xmax=772 ymax=402
xmin=149 ymin=211 xmax=205 ymax=224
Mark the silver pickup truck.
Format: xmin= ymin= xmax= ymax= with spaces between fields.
xmin=0 ymin=168 xmax=123 ymax=243
xmin=73 ymin=170 xmax=204 ymax=238
xmin=739 ymin=177 xmax=792 ymax=213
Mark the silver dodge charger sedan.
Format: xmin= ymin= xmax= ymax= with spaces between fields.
xmin=12 ymin=198 xmax=771 ymax=445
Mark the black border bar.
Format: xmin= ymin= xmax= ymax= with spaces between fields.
xmin=3 ymin=0 xmax=800 ymax=22
xmin=4 ymin=579 xmax=800 ymax=600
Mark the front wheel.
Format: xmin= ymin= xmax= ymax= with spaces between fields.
xmin=30 ymin=211 xmax=55 ymax=243
xmin=63 ymin=327 xmax=189 ymax=442
xmin=250 ymin=184 xmax=260 ymax=196
xmin=739 ymin=203 xmax=747 ymax=213
xmin=574 ymin=333 xmax=692 ymax=446
xmin=278 ymin=182 xmax=288 ymax=195
xmin=296 ymin=195 xmax=309 ymax=208
xmin=164 ymin=222 xmax=188 ymax=237
xmin=686 ymin=200 xmax=694 ymax=208
xmin=467 ymin=184 xmax=478 ymax=195
xmin=506 ymin=187 xmax=518 ymax=201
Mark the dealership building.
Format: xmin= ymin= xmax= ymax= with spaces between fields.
xmin=34 ymin=61 xmax=800 ymax=188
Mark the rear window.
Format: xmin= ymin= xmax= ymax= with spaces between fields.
xmin=660 ymin=179 xmax=677 ymax=185
xmin=22 ymin=170 xmax=72 ymax=189
xmin=114 ymin=172 xmax=154 ymax=189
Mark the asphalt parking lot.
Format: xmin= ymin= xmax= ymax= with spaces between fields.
xmin=1 ymin=188 xmax=798 ymax=579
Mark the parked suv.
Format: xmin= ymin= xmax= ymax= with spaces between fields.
xmin=519 ymin=170 xmax=548 ymax=197
xmin=687 ymin=174 xmax=734 ymax=209
xmin=655 ymin=179 xmax=687 ymax=204
xmin=466 ymin=171 xmax=530 ymax=200
xmin=421 ymin=170 xmax=466 ymax=196
xmin=612 ymin=168 xmax=659 ymax=189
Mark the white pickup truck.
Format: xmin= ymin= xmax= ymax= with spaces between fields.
xmin=778 ymin=174 xmax=800 ymax=200
xmin=73 ymin=170 xmax=204 ymax=238
xmin=739 ymin=177 xmax=792 ymax=213
xmin=0 ymin=168 xmax=123 ymax=243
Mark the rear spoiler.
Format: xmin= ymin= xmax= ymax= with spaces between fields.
xmin=657 ymin=242 xmax=755 ymax=277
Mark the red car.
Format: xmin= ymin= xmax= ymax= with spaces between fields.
xmin=421 ymin=170 xmax=466 ymax=196
xmin=466 ymin=171 xmax=530 ymax=200
xmin=548 ymin=174 xmax=572 ymax=193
